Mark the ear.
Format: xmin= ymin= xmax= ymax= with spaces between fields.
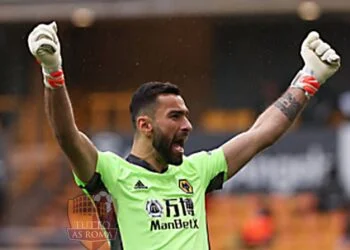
xmin=136 ymin=115 xmax=153 ymax=137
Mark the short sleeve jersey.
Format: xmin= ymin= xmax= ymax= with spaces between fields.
xmin=74 ymin=148 xmax=228 ymax=250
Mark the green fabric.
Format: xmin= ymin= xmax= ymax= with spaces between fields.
xmin=73 ymin=148 xmax=228 ymax=250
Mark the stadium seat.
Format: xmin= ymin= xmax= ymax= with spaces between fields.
xmin=89 ymin=92 xmax=132 ymax=132
xmin=201 ymin=109 xmax=256 ymax=132
xmin=207 ymin=194 xmax=345 ymax=250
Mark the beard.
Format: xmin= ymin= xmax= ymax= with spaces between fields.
xmin=152 ymin=127 xmax=183 ymax=166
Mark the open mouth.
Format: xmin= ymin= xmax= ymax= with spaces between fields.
xmin=172 ymin=139 xmax=185 ymax=154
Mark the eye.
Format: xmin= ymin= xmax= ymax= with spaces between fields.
xmin=170 ymin=113 xmax=181 ymax=120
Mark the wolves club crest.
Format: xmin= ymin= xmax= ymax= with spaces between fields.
xmin=179 ymin=179 xmax=193 ymax=194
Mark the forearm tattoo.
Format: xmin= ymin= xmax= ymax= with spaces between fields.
xmin=274 ymin=92 xmax=302 ymax=122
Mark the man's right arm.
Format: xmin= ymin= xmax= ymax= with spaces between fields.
xmin=45 ymin=86 xmax=97 ymax=182
xmin=28 ymin=22 xmax=97 ymax=183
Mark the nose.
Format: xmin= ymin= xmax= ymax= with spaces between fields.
xmin=181 ymin=117 xmax=193 ymax=133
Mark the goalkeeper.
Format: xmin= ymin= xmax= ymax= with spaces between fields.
xmin=27 ymin=22 xmax=340 ymax=250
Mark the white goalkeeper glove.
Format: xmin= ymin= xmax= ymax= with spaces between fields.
xmin=28 ymin=21 xmax=64 ymax=89
xmin=291 ymin=31 xmax=340 ymax=98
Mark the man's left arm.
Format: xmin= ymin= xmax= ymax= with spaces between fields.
xmin=222 ymin=31 xmax=340 ymax=179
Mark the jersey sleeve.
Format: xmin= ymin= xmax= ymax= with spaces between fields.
xmin=187 ymin=147 xmax=228 ymax=192
xmin=73 ymin=151 xmax=120 ymax=194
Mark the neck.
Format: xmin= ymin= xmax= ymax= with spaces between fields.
xmin=130 ymin=135 xmax=168 ymax=173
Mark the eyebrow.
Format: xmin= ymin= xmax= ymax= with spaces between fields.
xmin=168 ymin=109 xmax=190 ymax=117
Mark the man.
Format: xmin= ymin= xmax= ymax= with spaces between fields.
xmin=27 ymin=22 xmax=340 ymax=250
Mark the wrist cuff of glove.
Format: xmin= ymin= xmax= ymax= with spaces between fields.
xmin=42 ymin=68 xmax=65 ymax=89
xmin=290 ymin=70 xmax=320 ymax=99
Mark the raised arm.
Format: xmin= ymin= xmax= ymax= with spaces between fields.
xmin=223 ymin=31 xmax=340 ymax=179
xmin=28 ymin=22 xmax=97 ymax=182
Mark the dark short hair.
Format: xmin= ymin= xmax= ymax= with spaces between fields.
xmin=129 ymin=81 xmax=180 ymax=128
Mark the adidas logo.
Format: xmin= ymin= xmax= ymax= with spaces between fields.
xmin=134 ymin=180 xmax=148 ymax=190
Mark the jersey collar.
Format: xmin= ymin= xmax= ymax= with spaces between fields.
xmin=126 ymin=154 xmax=168 ymax=173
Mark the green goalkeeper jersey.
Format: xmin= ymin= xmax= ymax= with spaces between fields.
xmin=74 ymin=148 xmax=228 ymax=250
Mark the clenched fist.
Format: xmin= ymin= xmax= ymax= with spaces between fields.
xmin=291 ymin=31 xmax=340 ymax=98
xmin=28 ymin=22 xmax=64 ymax=89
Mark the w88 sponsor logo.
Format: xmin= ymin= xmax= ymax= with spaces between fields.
xmin=146 ymin=198 xmax=194 ymax=218
xmin=146 ymin=198 xmax=198 ymax=231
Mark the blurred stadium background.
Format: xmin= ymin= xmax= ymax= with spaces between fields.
xmin=0 ymin=0 xmax=350 ymax=249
